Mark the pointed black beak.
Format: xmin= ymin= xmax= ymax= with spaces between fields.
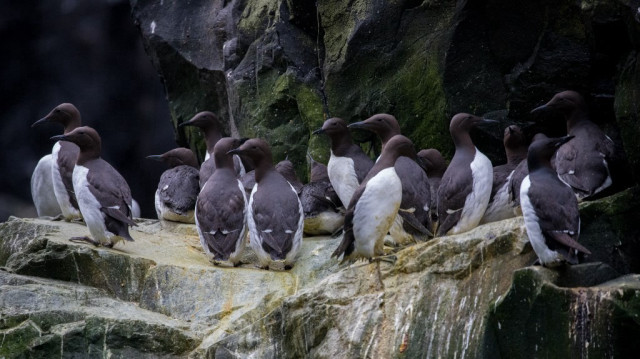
xmin=227 ymin=148 xmax=242 ymax=156
xmin=347 ymin=121 xmax=367 ymax=129
xmin=312 ymin=128 xmax=325 ymax=135
xmin=530 ymin=104 xmax=548 ymax=114
xmin=50 ymin=134 xmax=67 ymax=142
xmin=178 ymin=121 xmax=193 ymax=128
xmin=31 ymin=117 xmax=49 ymax=128
xmin=475 ymin=118 xmax=499 ymax=128
xmin=555 ymin=135 xmax=574 ymax=147
xmin=146 ymin=155 xmax=164 ymax=162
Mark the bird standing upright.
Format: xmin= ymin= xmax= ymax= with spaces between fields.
xmin=520 ymin=135 xmax=591 ymax=266
xmin=180 ymin=111 xmax=245 ymax=187
xmin=436 ymin=113 xmax=495 ymax=236
xmin=32 ymin=103 xmax=83 ymax=221
xmin=228 ymin=138 xmax=303 ymax=269
xmin=348 ymin=113 xmax=432 ymax=243
xmin=196 ymin=137 xmax=248 ymax=266
xmin=332 ymin=135 xmax=419 ymax=263
xmin=51 ymin=126 xmax=136 ymax=247
xmin=313 ymin=117 xmax=374 ymax=209
xmin=531 ymin=90 xmax=615 ymax=200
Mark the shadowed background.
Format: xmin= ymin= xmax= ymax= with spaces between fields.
xmin=0 ymin=0 xmax=176 ymax=220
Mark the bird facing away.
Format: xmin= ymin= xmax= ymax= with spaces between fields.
xmin=51 ymin=126 xmax=136 ymax=247
xmin=480 ymin=125 xmax=528 ymax=224
xmin=180 ymin=111 xmax=245 ymax=187
xmin=332 ymin=135 xmax=419 ymax=263
xmin=436 ymin=113 xmax=496 ymax=237
xmin=32 ymin=103 xmax=83 ymax=221
xmin=520 ymin=135 xmax=591 ymax=266
xmin=147 ymin=148 xmax=200 ymax=224
xmin=531 ymin=90 xmax=615 ymax=200
xmin=418 ymin=148 xmax=447 ymax=228
xmin=301 ymin=154 xmax=344 ymax=236
xmin=196 ymin=137 xmax=248 ymax=266
xmin=348 ymin=113 xmax=432 ymax=244
xmin=313 ymin=117 xmax=374 ymax=209
xmin=240 ymin=158 xmax=303 ymax=197
xmin=228 ymin=138 xmax=303 ymax=270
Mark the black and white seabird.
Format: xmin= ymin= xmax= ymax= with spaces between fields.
xmin=417 ymin=148 xmax=447 ymax=227
xmin=332 ymin=135 xmax=418 ymax=262
xmin=240 ymin=158 xmax=303 ymax=197
xmin=301 ymin=154 xmax=344 ymax=236
xmin=436 ymin=113 xmax=495 ymax=237
xmin=520 ymin=135 xmax=591 ymax=266
xmin=313 ymin=117 xmax=374 ymax=209
xmin=30 ymin=154 xmax=61 ymax=217
xmin=275 ymin=158 xmax=303 ymax=195
xmin=348 ymin=113 xmax=432 ymax=244
xmin=179 ymin=111 xmax=245 ymax=187
xmin=51 ymin=126 xmax=136 ymax=247
xmin=480 ymin=125 xmax=528 ymax=224
xmin=196 ymin=137 xmax=248 ymax=266
xmin=32 ymin=103 xmax=83 ymax=221
xmin=147 ymin=148 xmax=200 ymax=224
xmin=228 ymin=138 xmax=304 ymax=270
xmin=508 ymin=133 xmax=548 ymax=214
xmin=531 ymin=90 xmax=615 ymax=200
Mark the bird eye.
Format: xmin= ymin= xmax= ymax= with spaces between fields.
xmin=55 ymin=109 xmax=60 ymax=113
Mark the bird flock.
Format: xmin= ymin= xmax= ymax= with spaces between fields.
xmin=31 ymin=90 xmax=616 ymax=269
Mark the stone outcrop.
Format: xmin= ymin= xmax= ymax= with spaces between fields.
xmin=2 ymin=187 xmax=639 ymax=357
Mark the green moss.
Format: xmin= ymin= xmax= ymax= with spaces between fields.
xmin=236 ymin=70 xmax=324 ymax=182
xmin=393 ymin=50 xmax=451 ymax=158
xmin=238 ymin=0 xmax=281 ymax=35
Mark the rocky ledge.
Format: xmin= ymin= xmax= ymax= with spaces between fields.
xmin=1 ymin=187 xmax=640 ymax=358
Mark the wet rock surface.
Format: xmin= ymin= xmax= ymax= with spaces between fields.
xmin=1 ymin=187 xmax=639 ymax=357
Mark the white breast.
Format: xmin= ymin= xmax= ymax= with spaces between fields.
xmin=51 ymin=142 xmax=81 ymax=220
xmin=31 ymin=154 xmax=61 ymax=217
xmin=246 ymin=183 xmax=271 ymax=267
xmin=73 ymin=165 xmax=112 ymax=245
xmin=284 ymin=182 xmax=304 ymax=266
xmin=328 ymin=152 xmax=359 ymax=208
xmin=352 ymin=167 xmax=402 ymax=258
xmin=449 ymin=149 xmax=493 ymax=235
xmin=520 ymin=176 xmax=562 ymax=266
xmin=480 ymin=171 xmax=516 ymax=224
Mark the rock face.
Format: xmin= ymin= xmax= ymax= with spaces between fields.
xmin=2 ymin=187 xmax=640 ymax=357
xmin=130 ymin=0 xmax=639 ymax=183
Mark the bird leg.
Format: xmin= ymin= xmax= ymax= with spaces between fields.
xmin=330 ymin=227 xmax=344 ymax=238
xmin=369 ymin=254 xmax=397 ymax=265
xmin=69 ymin=236 xmax=101 ymax=247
